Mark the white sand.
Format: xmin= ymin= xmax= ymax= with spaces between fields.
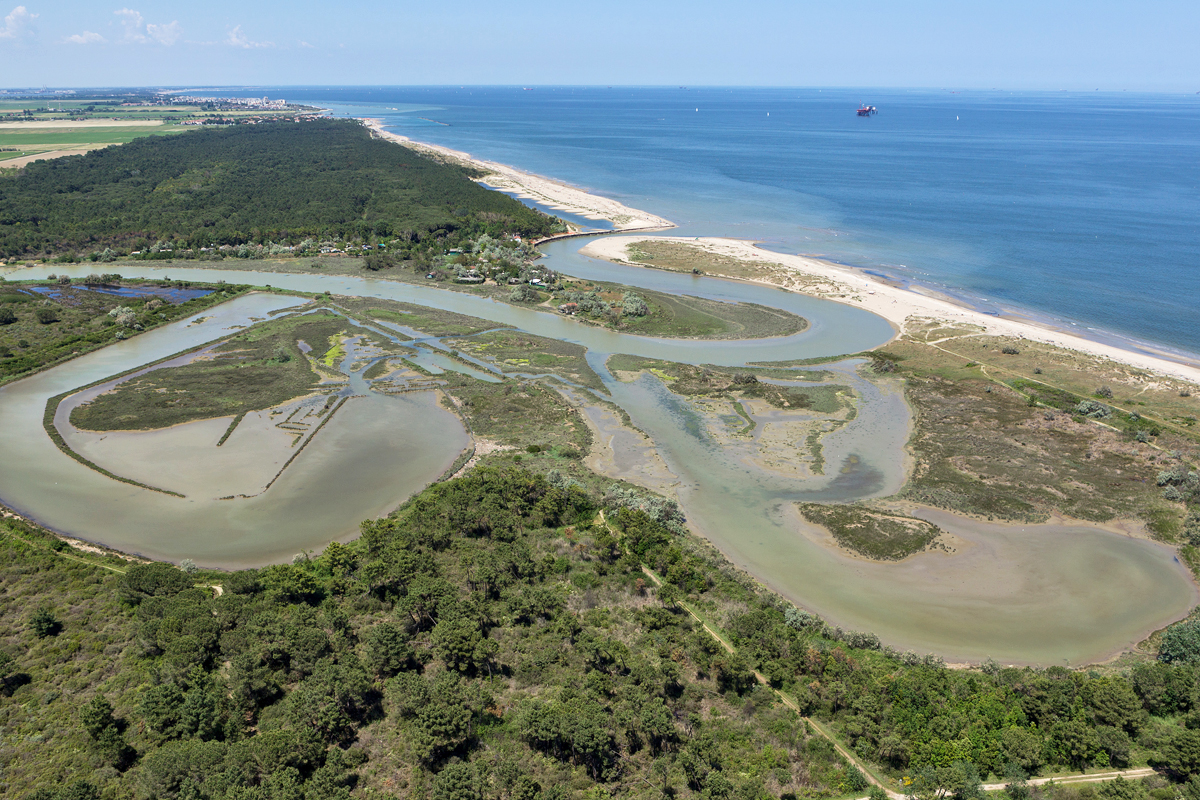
xmin=583 ymin=235 xmax=1200 ymax=387
xmin=364 ymin=119 xmax=1199 ymax=387
xmin=361 ymin=119 xmax=674 ymax=235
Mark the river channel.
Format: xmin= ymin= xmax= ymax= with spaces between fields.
xmin=1 ymin=244 xmax=1194 ymax=664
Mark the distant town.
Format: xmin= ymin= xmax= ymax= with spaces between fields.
xmin=174 ymin=95 xmax=290 ymax=109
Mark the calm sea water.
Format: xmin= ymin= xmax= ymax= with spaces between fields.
xmin=228 ymin=87 xmax=1200 ymax=357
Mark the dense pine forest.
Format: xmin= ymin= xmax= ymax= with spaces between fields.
xmin=0 ymin=120 xmax=555 ymax=258
xmin=4 ymin=466 xmax=1200 ymax=800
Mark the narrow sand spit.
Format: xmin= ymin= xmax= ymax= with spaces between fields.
xmin=362 ymin=123 xmax=1199 ymax=387
xmin=362 ymin=119 xmax=674 ymax=234
xmin=583 ymin=235 xmax=1200 ymax=387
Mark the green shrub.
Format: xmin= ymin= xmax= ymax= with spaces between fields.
xmin=225 ymin=569 xmax=261 ymax=595
xmin=27 ymin=780 xmax=101 ymax=800
xmin=509 ymin=284 xmax=541 ymax=303
xmin=1076 ymin=399 xmax=1111 ymax=418
xmin=122 ymin=562 xmax=193 ymax=600
xmin=29 ymin=606 xmax=60 ymax=637
xmin=1160 ymin=619 xmax=1200 ymax=663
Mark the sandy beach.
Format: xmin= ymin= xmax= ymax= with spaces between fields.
xmin=364 ymin=122 xmax=1200 ymax=388
xmin=582 ymin=235 xmax=1200 ymax=387
xmin=362 ymin=119 xmax=674 ymax=234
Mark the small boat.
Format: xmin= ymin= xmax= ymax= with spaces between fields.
xmin=857 ymin=105 xmax=877 ymax=116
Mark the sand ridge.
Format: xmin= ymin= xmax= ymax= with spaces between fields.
xmin=582 ymin=235 xmax=1200 ymax=387
xmin=361 ymin=119 xmax=675 ymax=234
xmin=356 ymin=122 xmax=1199 ymax=388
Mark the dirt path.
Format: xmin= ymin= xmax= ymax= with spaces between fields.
xmin=923 ymin=338 xmax=1194 ymax=444
xmin=1 ymin=506 xmax=222 ymax=597
xmin=981 ymin=767 xmax=1157 ymax=792
xmin=600 ymin=512 xmax=1164 ymax=798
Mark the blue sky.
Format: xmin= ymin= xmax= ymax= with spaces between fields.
xmin=1 ymin=1 xmax=1198 ymax=91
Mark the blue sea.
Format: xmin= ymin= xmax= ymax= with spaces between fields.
xmin=224 ymin=87 xmax=1200 ymax=358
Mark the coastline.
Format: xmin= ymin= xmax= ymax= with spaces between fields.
xmin=361 ymin=118 xmax=1200 ymax=387
xmin=582 ymin=235 xmax=1200 ymax=387
xmin=361 ymin=118 xmax=675 ymax=235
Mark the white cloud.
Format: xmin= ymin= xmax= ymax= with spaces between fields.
xmin=114 ymin=8 xmax=179 ymax=45
xmin=0 ymin=5 xmax=37 ymax=40
xmin=226 ymin=25 xmax=271 ymax=49
xmin=65 ymin=30 xmax=105 ymax=44
xmin=114 ymin=8 xmax=144 ymax=42
xmin=146 ymin=20 xmax=180 ymax=45
xmin=298 ymin=40 xmax=314 ymax=49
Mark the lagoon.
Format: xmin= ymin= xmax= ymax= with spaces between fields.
xmin=1 ymin=259 xmax=1194 ymax=663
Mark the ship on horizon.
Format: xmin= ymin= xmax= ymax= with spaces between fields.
xmin=857 ymin=104 xmax=877 ymax=116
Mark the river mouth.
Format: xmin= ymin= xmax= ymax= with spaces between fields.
xmin=2 ymin=256 xmax=1195 ymax=664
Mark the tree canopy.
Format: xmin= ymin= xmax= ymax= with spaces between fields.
xmin=0 ymin=120 xmax=554 ymax=258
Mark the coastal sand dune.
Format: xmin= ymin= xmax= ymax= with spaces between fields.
xmin=361 ymin=123 xmax=1199 ymax=388
xmin=582 ymin=235 xmax=1200 ymax=387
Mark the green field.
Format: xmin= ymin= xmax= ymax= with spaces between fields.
xmin=0 ymin=127 xmax=185 ymax=148
xmin=0 ymin=96 xmax=313 ymax=122
xmin=873 ymin=332 xmax=1198 ymax=539
xmin=0 ymin=125 xmax=189 ymax=165
xmin=334 ymin=295 xmax=500 ymax=337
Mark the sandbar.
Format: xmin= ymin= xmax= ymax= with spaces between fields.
xmin=582 ymin=235 xmax=1200 ymax=387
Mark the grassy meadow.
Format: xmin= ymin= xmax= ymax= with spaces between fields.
xmin=67 ymin=310 xmax=401 ymax=432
